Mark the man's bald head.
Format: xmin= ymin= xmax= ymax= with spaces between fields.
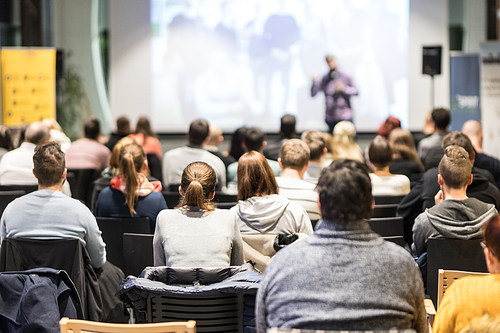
xmin=206 ymin=124 xmax=223 ymax=147
xmin=25 ymin=122 xmax=50 ymax=145
xmin=461 ymin=120 xmax=483 ymax=152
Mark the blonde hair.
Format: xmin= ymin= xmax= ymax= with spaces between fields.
xmin=177 ymin=162 xmax=216 ymax=211
xmin=330 ymin=121 xmax=364 ymax=162
xmin=110 ymin=136 xmax=136 ymax=173
xmin=119 ymin=142 xmax=146 ymax=215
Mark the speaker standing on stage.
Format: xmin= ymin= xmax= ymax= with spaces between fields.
xmin=311 ymin=55 xmax=358 ymax=133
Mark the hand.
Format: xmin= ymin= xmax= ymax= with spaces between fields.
xmin=311 ymin=73 xmax=318 ymax=81
xmin=435 ymin=190 xmax=444 ymax=205
xmin=335 ymin=81 xmax=344 ymax=91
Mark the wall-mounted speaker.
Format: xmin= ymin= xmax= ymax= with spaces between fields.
xmin=422 ymin=46 xmax=442 ymax=76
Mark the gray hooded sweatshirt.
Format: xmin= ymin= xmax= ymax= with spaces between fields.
xmin=412 ymin=197 xmax=497 ymax=256
xmin=230 ymin=194 xmax=313 ymax=235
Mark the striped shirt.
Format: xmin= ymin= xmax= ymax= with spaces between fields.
xmin=276 ymin=177 xmax=321 ymax=221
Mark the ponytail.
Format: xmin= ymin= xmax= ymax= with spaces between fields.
xmin=118 ymin=142 xmax=146 ymax=215
xmin=177 ymin=162 xmax=216 ymax=211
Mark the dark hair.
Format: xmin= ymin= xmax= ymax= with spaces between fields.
xmin=368 ymin=137 xmax=393 ymax=169
xmin=388 ymin=128 xmax=424 ymax=171
xmin=25 ymin=122 xmax=49 ymax=145
xmin=431 ymin=108 xmax=450 ymax=130
xmin=188 ymin=119 xmax=209 ymax=146
xmin=229 ymin=127 xmax=248 ymax=161
xmin=438 ymin=145 xmax=471 ymax=189
xmin=442 ymin=131 xmax=475 ymax=160
xmin=177 ymin=162 xmax=216 ymax=211
xmin=119 ymin=142 xmax=147 ymax=215
xmin=135 ymin=116 xmax=155 ymax=139
xmin=244 ymin=127 xmax=265 ymax=152
xmin=33 ymin=142 xmax=65 ymax=187
xmin=317 ymin=158 xmax=373 ymax=223
xmin=0 ymin=126 xmax=14 ymax=151
xmin=116 ymin=116 xmax=130 ymax=135
xmin=301 ymin=130 xmax=326 ymax=161
xmin=237 ymin=151 xmax=278 ymax=201
xmin=483 ymin=213 xmax=500 ymax=261
xmin=280 ymin=114 xmax=296 ymax=138
xmin=279 ymin=139 xmax=310 ymax=170
xmin=84 ymin=118 xmax=101 ymax=140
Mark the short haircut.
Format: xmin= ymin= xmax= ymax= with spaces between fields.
xmin=84 ymin=118 xmax=101 ymax=140
xmin=279 ymin=139 xmax=310 ymax=170
xmin=438 ymin=145 xmax=471 ymax=189
xmin=25 ymin=122 xmax=50 ymax=145
xmin=317 ymin=158 xmax=373 ymax=223
xmin=188 ymin=119 xmax=209 ymax=145
xmin=325 ymin=54 xmax=335 ymax=62
xmin=484 ymin=213 xmax=500 ymax=261
xmin=244 ymin=127 xmax=265 ymax=152
xmin=368 ymin=137 xmax=392 ymax=169
xmin=280 ymin=114 xmax=296 ymax=138
xmin=442 ymin=131 xmax=474 ymax=160
xmin=116 ymin=116 xmax=130 ymax=135
xmin=237 ymin=151 xmax=278 ymax=201
xmin=33 ymin=142 xmax=65 ymax=187
xmin=301 ymin=130 xmax=326 ymax=161
xmin=431 ymin=108 xmax=450 ymax=130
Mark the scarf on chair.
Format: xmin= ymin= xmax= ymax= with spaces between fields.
xmin=110 ymin=173 xmax=162 ymax=196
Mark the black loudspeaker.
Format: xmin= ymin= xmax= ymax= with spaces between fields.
xmin=422 ymin=46 xmax=442 ymax=76
xmin=56 ymin=49 xmax=65 ymax=80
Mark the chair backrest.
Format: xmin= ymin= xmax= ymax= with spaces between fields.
xmin=90 ymin=178 xmax=111 ymax=213
xmin=67 ymin=169 xmax=102 ymax=207
xmin=371 ymin=204 xmax=399 ymax=218
xmin=427 ymin=237 xmax=487 ymax=307
xmin=96 ymin=217 xmax=151 ymax=272
xmin=0 ymin=190 xmax=25 ymax=216
xmin=123 ymin=233 xmax=154 ymax=277
xmin=213 ymin=193 xmax=238 ymax=203
xmin=267 ymin=329 xmax=416 ymax=333
xmin=147 ymin=154 xmax=163 ymax=183
xmin=437 ymin=269 xmax=489 ymax=308
xmin=373 ymin=195 xmax=405 ymax=205
xmin=163 ymin=191 xmax=181 ymax=208
xmin=382 ymin=235 xmax=406 ymax=247
xmin=0 ymin=184 xmax=38 ymax=193
xmin=367 ymin=217 xmax=404 ymax=238
xmin=60 ymin=317 xmax=196 ymax=333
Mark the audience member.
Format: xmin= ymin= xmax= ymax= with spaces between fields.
xmin=326 ymin=120 xmax=363 ymax=164
xmin=256 ymin=158 xmax=426 ymax=332
xmin=228 ymin=126 xmax=248 ymax=161
xmin=153 ymin=161 xmax=243 ymax=267
xmin=230 ymin=151 xmax=312 ymax=235
xmin=42 ymin=117 xmax=71 ymax=152
xmin=368 ymin=137 xmax=410 ymax=196
xmin=398 ymin=131 xmax=500 ymax=245
xmin=412 ymin=145 xmax=497 ymax=257
xmin=65 ymin=118 xmax=111 ymax=171
xmin=95 ymin=142 xmax=167 ymax=232
xmin=388 ymin=128 xmax=424 ymax=180
xmin=105 ymin=116 xmax=130 ymax=152
xmin=433 ymin=214 xmax=500 ymax=333
xmin=203 ymin=124 xmax=235 ymax=169
xmin=418 ymin=107 xmax=450 ymax=170
xmin=376 ymin=115 xmax=401 ymax=138
xmin=101 ymin=136 xmax=136 ymax=179
xmin=462 ymin=120 xmax=500 ymax=189
xmin=163 ymin=119 xmax=226 ymax=191
xmin=301 ymin=130 xmax=327 ymax=184
xmin=228 ymin=127 xmax=281 ymax=183
xmin=276 ymin=139 xmax=320 ymax=220
xmin=129 ymin=116 xmax=162 ymax=159
xmin=0 ymin=125 xmax=14 ymax=161
xmin=263 ymin=114 xmax=296 ymax=161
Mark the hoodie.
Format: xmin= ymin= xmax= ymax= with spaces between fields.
xmin=412 ymin=198 xmax=497 ymax=256
xmin=230 ymin=194 xmax=313 ymax=235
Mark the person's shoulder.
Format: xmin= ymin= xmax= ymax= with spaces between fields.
xmin=164 ymin=146 xmax=186 ymax=158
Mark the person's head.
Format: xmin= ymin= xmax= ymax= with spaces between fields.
xmin=388 ymin=128 xmax=423 ymax=170
xmin=84 ymin=118 xmax=101 ymax=140
xmin=431 ymin=107 xmax=451 ymax=131
xmin=317 ymin=158 xmax=372 ymax=224
xmin=135 ymin=116 xmax=155 ymax=138
xmin=33 ymin=142 xmax=66 ymax=188
xmin=368 ymin=137 xmax=393 ymax=169
xmin=119 ymin=142 xmax=148 ymax=215
xmin=442 ymin=131 xmax=475 ymax=162
xmin=0 ymin=126 xmax=14 ymax=151
xmin=279 ymin=139 xmax=310 ymax=171
xmin=244 ymin=127 xmax=266 ymax=153
xmin=438 ymin=145 xmax=472 ymax=190
xmin=325 ymin=54 xmax=337 ymax=70
xmin=25 ymin=121 xmax=50 ymax=145
xmin=116 ymin=116 xmax=131 ymax=136
xmin=110 ymin=136 xmax=136 ymax=170
xmin=206 ymin=124 xmax=223 ymax=147
xmin=462 ymin=120 xmax=483 ymax=151
xmin=229 ymin=126 xmax=248 ymax=161
xmin=188 ymin=119 xmax=209 ymax=146
xmin=280 ymin=114 xmax=296 ymax=139
xmin=237 ymin=151 xmax=278 ymax=201
xmin=483 ymin=214 xmax=500 ymax=274
xmin=301 ymin=130 xmax=327 ymax=162
xmin=177 ymin=161 xmax=216 ymax=211
xmin=333 ymin=120 xmax=356 ymax=141
xmin=42 ymin=117 xmax=62 ymax=131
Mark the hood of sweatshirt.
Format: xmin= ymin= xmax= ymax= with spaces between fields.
xmin=232 ymin=194 xmax=291 ymax=233
xmin=424 ymin=198 xmax=496 ymax=239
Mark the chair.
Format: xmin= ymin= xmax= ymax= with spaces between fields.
xmin=436 ymin=269 xmax=489 ymax=308
xmin=267 ymin=329 xmax=416 ymax=333
xmin=367 ymin=216 xmax=404 ymax=238
xmin=427 ymin=237 xmax=487 ymax=307
xmin=123 ymin=233 xmax=154 ymax=277
xmin=372 ymin=204 xmax=399 ymax=218
xmin=67 ymin=168 xmax=102 ymax=207
xmin=213 ymin=193 xmax=237 ymax=203
xmin=60 ymin=317 xmax=196 ymax=333
xmin=382 ymin=235 xmax=406 ymax=247
xmin=147 ymin=154 xmax=163 ymax=183
xmin=0 ymin=190 xmax=25 ymax=216
xmin=373 ymin=195 xmax=405 ymax=205
xmin=96 ymin=217 xmax=151 ymax=273
xmin=90 ymin=177 xmax=111 ymax=213
xmin=0 ymin=184 xmax=38 ymax=193
xmin=163 ymin=191 xmax=181 ymax=208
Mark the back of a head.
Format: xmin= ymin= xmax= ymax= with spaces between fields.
xmin=229 ymin=126 xmax=248 ymax=160
xmin=301 ymin=130 xmax=326 ymax=161
xmin=237 ymin=151 xmax=278 ymax=201
xmin=33 ymin=142 xmax=65 ymax=187
xmin=280 ymin=114 xmax=296 ymax=138
xmin=317 ymin=158 xmax=372 ymax=224
xmin=188 ymin=119 xmax=209 ymax=146
xmin=432 ymin=108 xmax=451 ymax=130
xmin=178 ymin=161 xmax=216 ymax=211
xmin=442 ymin=131 xmax=474 ymax=160
xmin=119 ymin=142 xmax=147 ymax=215
xmin=244 ymin=127 xmax=265 ymax=152
xmin=388 ymin=128 xmax=422 ymax=168
xmin=438 ymin=145 xmax=471 ymax=189
xmin=0 ymin=126 xmax=14 ymax=151
xmin=84 ymin=118 xmax=101 ymax=140
xmin=135 ymin=116 xmax=154 ymax=138
xmin=368 ymin=137 xmax=392 ymax=169
xmin=117 ymin=116 xmax=131 ymax=136
xmin=207 ymin=124 xmax=223 ymax=146
xmin=110 ymin=136 xmax=136 ymax=169
xmin=461 ymin=120 xmax=482 ymax=140
xmin=333 ymin=120 xmax=356 ymax=140
xmin=25 ymin=121 xmax=50 ymax=145
xmin=483 ymin=213 xmax=500 ymax=263
xmin=279 ymin=139 xmax=310 ymax=170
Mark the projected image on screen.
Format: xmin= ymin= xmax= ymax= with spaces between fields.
xmin=150 ymin=0 xmax=408 ymax=132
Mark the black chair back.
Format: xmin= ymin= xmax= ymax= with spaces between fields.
xmin=372 ymin=204 xmax=398 ymax=218
xmin=0 ymin=190 xmax=25 ymax=217
xmin=123 ymin=233 xmax=154 ymax=277
xmin=96 ymin=217 xmax=151 ymax=273
xmin=373 ymin=195 xmax=405 ymax=205
xmin=382 ymin=236 xmax=406 ymax=247
xmin=0 ymin=185 xmax=38 ymax=193
xmin=67 ymin=169 xmax=102 ymax=207
xmin=163 ymin=191 xmax=181 ymax=208
xmin=367 ymin=217 xmax=404 ymax=238
xmin=146 ymin=154 xmax=163 ymax=183
xmin=90 ymin=178 xmax=111 ymax=213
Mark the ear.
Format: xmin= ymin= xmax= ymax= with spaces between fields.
xmin=178 ymin=185 xmax=184 ymax=196
xmin=262 ymin=141 xmax=267 ymax=150
xmin=141 ymin=160 xmax=149 ymax=173
xmin=62 ymin=168 xmax=67 ymax=181
xmin=466 ymin=173 xmax=473 ymax=186
xmin=484 ymin=246 xmax=496 ymax=270
xmin=317 ymin=198 xmax=322 ymax=216
xmin=209 ymin=191 xmax=215 ymax=200
xmin=371 ymin=199 xmax=375 ymax=210
xmin=32 ymin=168 xmax=38 ymax=179
xmin=278 ymin=158 xmax=283 ymax=170
xmin=438 ymin=174 xmax=444 ymax=186
xmin=218 ymin=135 xmax=224 ymax=144
xmin=322 ymin=147 xmax=327 ymax=156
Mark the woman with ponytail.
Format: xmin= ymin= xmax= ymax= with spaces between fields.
xmin=153 ymin=161 xmax=243 ymax=267
xmin=95 ymin=142 xmax=167 ymax=232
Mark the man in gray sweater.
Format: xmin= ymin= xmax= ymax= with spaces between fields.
xmin=256 ymin=158 xmax=427 ymax=332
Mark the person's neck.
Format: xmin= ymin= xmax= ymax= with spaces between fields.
xmin=434 ymin=128 xmax=447 ymax=134
xmin=38 ymin=183 xmax=63 ymax=192
xmin=442 ymin=185 xmax=468 ymax=201
xmin=281 ymin=168 xmax=304 ymax=180
xmin=373 ymin=166 xmax=391 ymax=176
xmin=309 ymin=160 xmax=321 ymax=164
xmin=471 ymin=140 xmax=483 ymax=154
